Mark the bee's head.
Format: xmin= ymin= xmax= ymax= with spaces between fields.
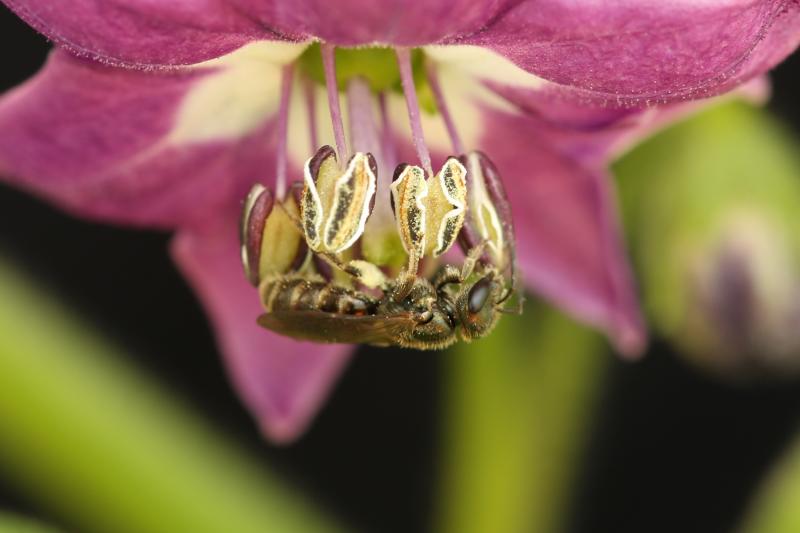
xmin=456 ymin=272 xmax=506 ymax=341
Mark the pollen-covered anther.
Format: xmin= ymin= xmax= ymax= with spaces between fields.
xmin=425 ymin=157 xmax=467 ymax=258
xmin=390 ymin=158 xmax=467 ymax=273
xmin=300 ymin=145 xmax=377 ymax=254
xmin=240 ymin=184 xmax=274 ymax=286
xmin=459 ymin=151 xmax=515 ymax=270
xmin=390 ymin=163 xmax=428 ymax=272
xmin=239 ymin=182 xmax=307 ymax=286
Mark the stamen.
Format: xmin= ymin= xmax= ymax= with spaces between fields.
xmin=395 ymin=47 xmax=433 ymax=176
xmin=303 ymin=75 xmax=318 ymax=154
xmin=321 ymin=43 xmax=349 ymax=162
xmin=425 ymin=60 xmax=464 ymax=155
xmin=275 ymin=63 xmax=294 ymax=200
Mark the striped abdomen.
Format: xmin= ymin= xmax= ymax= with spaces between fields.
xmin=261 ymin=277 xmax=378 ymax=316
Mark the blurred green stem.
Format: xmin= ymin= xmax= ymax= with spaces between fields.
xmin=739 ymin=433 xmax=800 ymax=533
xmin=436 ymin=301 xmax=607 ymax=533
xmin=0 ymin=259 xmax=345 ymax=533
xmin=0 ymin=511 xmax=61 ymax=533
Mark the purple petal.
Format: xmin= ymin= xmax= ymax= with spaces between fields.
xmin=0 ymin=50 xmax=276 ymax=228
xmin=462 ymin=0 xmax=800 ymax=105
xmin=171 ymin=210 xmax=353 ymax=443
xmin=2 ymin=0 xmax=275 ymax=67
xmin=236 ymin=0 xmax=505 ymax=46
xmin=484 ymin=76 xmax=770 ymax=166
xmin=481 ymin=108 xmax=646 ymax=356
xmin=3 ymin=0 xmax=508 ymax=64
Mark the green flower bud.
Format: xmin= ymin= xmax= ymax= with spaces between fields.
xmin=616 ymin=101 xmax=800 ymax=377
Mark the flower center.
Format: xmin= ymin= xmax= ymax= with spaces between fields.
xmin=277 ymin=44 xmax=459 ymax=190
xmin=240 ymin=43 xmax=521 ymax=348
xmin=265 ymin=44 xmax=469 ymax=265
xmin=298 ymin=44 xmax=431 ymax=101
xmin=260 ymin=41 xmax=515 ymax=274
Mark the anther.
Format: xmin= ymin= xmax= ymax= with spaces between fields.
xmin=301 ymin=145 xmax=377 ymax=254
xmin=458 ymin=151 xmax=515 ymax=271
xmin=425 ymin=157 xmax=467 ymax=257
xmin=240 ymin=184 xmax=274 ymax=286
xmin=389 ymin=157 xmax=467 ymax=273
xmin=390 ymin=163 xmax=428 ymax=268
xmin=240 ymin=183 xmax=307 ymax=286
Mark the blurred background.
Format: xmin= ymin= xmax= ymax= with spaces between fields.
xmin=1 ymin=7 xmax=800 ymax=533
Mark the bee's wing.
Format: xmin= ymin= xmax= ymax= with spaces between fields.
xmin=257 ymin=310 xmax=416 ymax=346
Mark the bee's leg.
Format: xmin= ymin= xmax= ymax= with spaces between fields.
xmin=391 ymin=252 xmax=420 ymax=302
xmin=460 ymin=240 xmax=489 ymax=280
xmin=308 ymin=252 xmax=387 ymax=290
xmin=496 ymin=285 xmax=525 ymax=315
xmin=431 ymin=241 xmax=489 ymax=294
xmin=493 ymin=245 xmax=524 ymax=315
xmin=432 ymin=264 xmax=462 ymax=292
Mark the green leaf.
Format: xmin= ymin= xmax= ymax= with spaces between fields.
xmin=0 ymin=258 xmax=346 ymax=533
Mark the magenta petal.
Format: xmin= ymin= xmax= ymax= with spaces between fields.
xmin=482 ymin=109 xmax=646 ymax=356
xmin=0 ymin=51 xmax=275 ymax=228
xmin=171 ymin=211 xmax=353 ymax=443
xmin=227 ymin=0 xmax=505 ymax=46
xmin=2 ymin=0 xmax=276 ymax=66
xmin=4 ymin=0 xmax=505 ymax=61
xmin=463 ymin=0 xmax=800 ymax=104
xmin=484 ymin=77 xmax=770 ymax=166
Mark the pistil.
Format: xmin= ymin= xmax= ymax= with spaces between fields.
xmin=425 ymin=61 xmax=464 ymax=155
xmin=348 ymin=77 xmax=405 ymax=267
xmin=303 ymin=75 xmax=318 ymax=153
xmin=378 ymin=92 xmax=398 ymax=172
xmin=347 ymin=77 xmax=381 ymax=156
xmin=274 ymin=63 xmax=294 ymax=200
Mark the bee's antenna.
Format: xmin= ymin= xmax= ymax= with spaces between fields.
xmin=496 ymin=286 xmax=513 ymax=305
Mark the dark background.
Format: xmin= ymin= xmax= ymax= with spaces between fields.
xmin=1 ymin=7 xmax=799 ymax=533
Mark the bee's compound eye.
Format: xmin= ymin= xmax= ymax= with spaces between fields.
xmin=468 ymin=276 xmax=493 ymax=314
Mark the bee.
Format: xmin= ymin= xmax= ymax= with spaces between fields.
xmin=240 ymin=147 xmax=520 ymax=350
xmin=255 ymin=255 xmax=512 ymax=350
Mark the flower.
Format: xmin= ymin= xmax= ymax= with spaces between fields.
xmin=0 ymin=0 xmax=798 ymax=443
